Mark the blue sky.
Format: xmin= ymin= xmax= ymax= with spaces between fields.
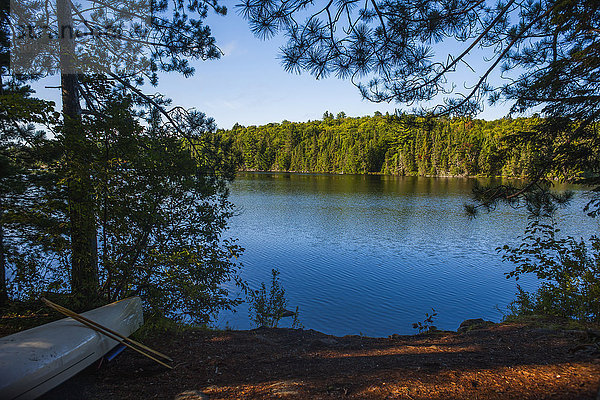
xmin=157 ymin=11 xmax=408 ymax=129
xmin=33 ymin=8 xmax=513 ymax=130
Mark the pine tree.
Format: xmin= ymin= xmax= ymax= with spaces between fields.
xmin=239 ymin=0 xmax=599 ymax=211
xmin=7 ymin=0 xmax=229 ymax=305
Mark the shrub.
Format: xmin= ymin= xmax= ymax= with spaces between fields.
xmin=247 ymin=269 xmax=301 ymax=328
xmin=501 ymin=217 xmax=600 ymax=323
xmin=412 ymin=308 xmax=438 ymax=333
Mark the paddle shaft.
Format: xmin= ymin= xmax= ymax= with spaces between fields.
xmin=41 ymin=298 xmax=173 ymax=369
xmin=42 ymin=298 xmax=172 ymax=362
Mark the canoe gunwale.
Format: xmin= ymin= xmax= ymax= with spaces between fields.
xmin=0 ymin=297 xmax=143 ymax=400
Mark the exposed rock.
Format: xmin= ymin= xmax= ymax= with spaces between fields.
xmin=271 ymin=381 xmax=301 ymax=396
xmin=458 ymin=318 xmax=495 ymax=332
xmin=281 ymin=309 xmax=296 ymax=318
xmin=531 ymin=328 xmax=559 ymax=336
xmin=253 ymin=334 xmax=277 ymax=345
xmin=175 ymin=390 xmax=209 ymax=400
xmin=308 ymin=337 xmax=339 ymax=348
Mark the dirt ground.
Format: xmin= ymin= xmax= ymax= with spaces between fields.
xmin=24 ymin=320 xmax=599 ymax=400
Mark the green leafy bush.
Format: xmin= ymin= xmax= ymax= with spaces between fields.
xmin=247 ymin=269 xmax=301 ymax=328
xmin=412 ymin=308 xmax=438 ymax=333
xmin=501 ymin=218 xmax=600 ymax=323
xmin=2 ymin=86 xmax=243 ymax=323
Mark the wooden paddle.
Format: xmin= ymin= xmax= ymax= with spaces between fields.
xmin=41 ymin=298 xmax=173 ymax=369
xmin=42 ymin=298 xmax=173 ymax=362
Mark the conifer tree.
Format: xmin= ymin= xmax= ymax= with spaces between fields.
xmin=238 ymin=0 xmax=599 ymax=210
xmin=1 ymin=3 xmax=58 ymax=306
xmin=7 ymin=0 xmax=230 ymax=305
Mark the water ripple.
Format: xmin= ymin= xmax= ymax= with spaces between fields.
xmin=220 ymin=173 xmax=596 ymax=336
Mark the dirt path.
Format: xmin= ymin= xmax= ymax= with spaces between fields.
xmin=39 ymin=322 xmax=600 ymax=399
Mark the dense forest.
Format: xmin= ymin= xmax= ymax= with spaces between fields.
xmin=220 ymin=113 xmax=550 ymax=178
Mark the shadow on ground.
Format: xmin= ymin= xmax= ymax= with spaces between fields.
xmin=42 ymin=323 xmax=600 ymax=399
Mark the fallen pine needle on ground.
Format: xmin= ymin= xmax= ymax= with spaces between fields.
xmin=16 ymin=320 xmax=598 ymax=400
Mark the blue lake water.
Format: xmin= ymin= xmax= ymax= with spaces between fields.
xmin=216 ymin=172 xmax=598 ymax=337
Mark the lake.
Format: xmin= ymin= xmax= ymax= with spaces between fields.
xmin=217 ymin=172 xmax=598 ymax=337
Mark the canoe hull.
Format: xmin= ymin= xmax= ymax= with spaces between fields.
xmin=0 ymin=297 xmax=143 ymax=400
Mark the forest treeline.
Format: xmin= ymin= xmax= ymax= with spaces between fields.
xmin=220 ymin=112 xmax=549 ymax=178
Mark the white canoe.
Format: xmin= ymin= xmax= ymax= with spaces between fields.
xmin=0 ymin=297 xmax=143 ymax=400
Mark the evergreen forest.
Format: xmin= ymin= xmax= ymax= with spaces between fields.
xmin=221 ymin=113 xmax=577 ymax=179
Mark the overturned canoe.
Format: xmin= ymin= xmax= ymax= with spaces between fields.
xmin=0 ymin=297 xmax=143 ymax=400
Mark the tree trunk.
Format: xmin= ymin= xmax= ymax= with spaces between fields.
xmin=0 ymin=204 xmax=8 ymax=307
xmin=0 ymin=74 xmax=7 ymax=307
xmin=57 ymin=0 xmax=98 ymax=306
